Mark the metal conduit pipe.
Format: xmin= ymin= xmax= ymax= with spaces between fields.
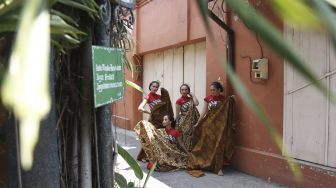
xmin=208 ymin=10 xmax=235 ymax=70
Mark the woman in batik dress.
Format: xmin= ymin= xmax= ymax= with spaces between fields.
xmin=188 ymin=81 xmax=236 ymax=176
xmin=175 ymin=84 xmax=200 ymax=151
xmin=134 ymin=115 xmax=189 ymax=171
xmin=137 ymin=81 xmax=174 ymax=160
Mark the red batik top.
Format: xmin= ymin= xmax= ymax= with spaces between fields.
xmin=204 ymin=95 xmax=225 ymax=110
xmin=165 ymin=127 xmax=181 ymax=138
xmin=145 ymin=92 xmax=162 ymax=109
xmin=176 ymin=96 xmax=191 ymax=115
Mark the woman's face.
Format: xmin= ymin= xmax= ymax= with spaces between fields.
xmin=210 ymin=85 xmax=220 ymax=96
xmin=150 ymin=83 xmax=159 ymax=93
xmin=180 ymin=85 xmax=189 ymax=96
xmin=162 ymin=115 xmax=170 ymax=127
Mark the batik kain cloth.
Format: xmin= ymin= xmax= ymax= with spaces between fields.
xmin=187 ymin=96 xmax=236 ymax=174
xmin=137 ymin=88 xmax=174 ymax=161
xmin=149 ymin=88 xmax=174 ymax=129
xmin=134 ymin=120 xmax=188 ymax=171
xmin=177 ymin=100 xmax=200 ymax=151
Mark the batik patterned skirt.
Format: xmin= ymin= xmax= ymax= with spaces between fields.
xmin=177 ymin=103 xmax=199 ymax=151
xmin=134 ymin=120 xmax=188 ymax=171
xmin=187 ymin=96 xmax=235 ymax=173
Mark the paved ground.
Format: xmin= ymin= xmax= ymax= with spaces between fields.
xmin=114 ymin=126 xmax=287 ymax=188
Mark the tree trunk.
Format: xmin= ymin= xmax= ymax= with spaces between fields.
xmin=79 ymin=29 xmax=94 ymax=188
xmin=94 ymin=0 xmax=115 ymax=187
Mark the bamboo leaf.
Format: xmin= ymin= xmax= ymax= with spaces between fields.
xmin=226 ymin=64 xmax=303 ymax=179
xmin=50 ymin=15 xmax=86 ymax=36
xmin=51 ymin=40 xmax=66 ymax=54
xmin=310 ymin=0 xmax=336 ymax=58
xmin=226 ymin=0 xmax=330 ymax=100
xmin=0 ymin=0 xmax=22 ymax=17
xmin=309 ymin=0 xmax=336 ymax=103
xmin=63 ymin=34 xmax=81 ymax=44
xmin=195 ymin=0 xmax=303 ymax=179
xmin=125 ymin=80 xmax=144 ymax=93
xmin=0 ymin=17 xmax=18 ymax=32
xmin=57 ymin=0 xmax=98 ymax=14
xmin=49 ymin=0 xmax=58 ymax=6
xmin=80 ymin=0 xmax=99 ymax=18
xmin=325 ymin=0 xmax=336 ymax=7
xmin=50 ymin=9 xmax=79 ymax=27
xmin=143 ymin=162 xmax=156 ymax=188
xmin=1 ymin=0 xmax=50 ymax=170
xmin=270 ymin=0 xmax=320 ymax=27
xmin=115 ymin=172 xmax=128 ymax=188
xmin=117 ymin=144 xmax=144 ymax=180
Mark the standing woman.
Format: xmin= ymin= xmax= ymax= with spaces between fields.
xmin=138 ymin=81 xmax=174 ymax=129
xmin=137 ymin=81 xmax=174 ymax=161
xmin=188 ymin=81 xmax=235 ymax=176
xmin=175 ymin=84 xmax=199 ymax=151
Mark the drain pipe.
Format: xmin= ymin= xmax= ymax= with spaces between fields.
xmin=208 ymin=10 xmax=235 ymax=70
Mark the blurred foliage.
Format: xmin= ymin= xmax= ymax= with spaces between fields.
xmin=269 ymin=0 xmax=320 ymax=27
xmin=1 ymin=0 xmax=51 ymax=170
xmin=2 ymin=0 xmax=336 ymax=182
xmin=0 ymin=2 xmax=139 ymax=187
xmin=196 ymin=0 xmax=336 ymax=179
xmin=0 ymin=0 xmax=99 ymax=51
xmin=0 ymin=0 xmax=100 ymax=170
xmin=116 ymin=144 xmax=156 ymax=188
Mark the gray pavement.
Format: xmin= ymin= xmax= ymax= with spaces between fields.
xmin=114 ymin=126 xmax=287 ymax=188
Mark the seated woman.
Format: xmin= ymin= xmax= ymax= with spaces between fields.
xmin=187 ymin=81 xmax=235 ymax=176
xmin=134 ymin=115 xmax=189 ymax=171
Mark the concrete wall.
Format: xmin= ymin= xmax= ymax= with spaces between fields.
xmin=136 ymin=0 xmax=205 ymax=54
xmin=113 ymin=0 xmax=206 ymax=129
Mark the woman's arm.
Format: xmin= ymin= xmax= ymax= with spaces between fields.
xmin=190 ymin=92 xmax=199 ymax=106
xmin=194 ymin=102 xmax=208 ymax=127
xmin=175 ymin=104 xmax=181 ymax=123
xmin=138 ymin=99 xmax=151 ymax=114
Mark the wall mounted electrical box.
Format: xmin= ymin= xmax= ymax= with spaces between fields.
xmin=251 ymin=58 xmax=268 ymax=79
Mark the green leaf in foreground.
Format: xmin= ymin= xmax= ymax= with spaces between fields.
xmin=143 ymin=162 xmax=156 ymax=188
xmin=115 ymin=172 xmax=128 ymax=188
xmin=195 ymin=0 xmax=303 ymax=179
xmin=117 ymin=144 xmax=144 ymax=180
xmin=270 ymin=0 xmax=320 ymax=27
xmin=227 ymin=0 xmax=330 ymax=100
xmin=125 ymin=80 xmax=144 ymax=94
xmin=310 ymin=0 xmax=336 ymax=63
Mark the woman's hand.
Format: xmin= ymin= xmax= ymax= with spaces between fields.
xmin=193 ymin=122 xmax=199 ymax=129
xmin=142 ymin=109 xmax=151 ymax=114
xmin=189 ymin=92 xmax=194 ymax=97
xmin=193 ymin=122 xmax=198 ymax=128
xmin=189 ymin=92 xmax=199 ymax=106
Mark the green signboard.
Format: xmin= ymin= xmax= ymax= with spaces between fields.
xmin=92 ymin=46 xmax=124 ymax=108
